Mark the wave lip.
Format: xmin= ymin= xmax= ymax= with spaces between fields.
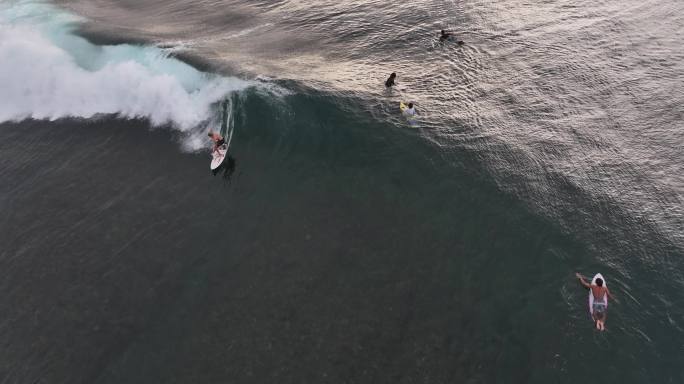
xmin=0 ymin=0 xmax=252 ymax=133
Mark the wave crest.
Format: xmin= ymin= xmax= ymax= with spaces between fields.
xmin=0 ymin=0 xmax=252 ymax=133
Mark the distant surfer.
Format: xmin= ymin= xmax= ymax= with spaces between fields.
xmin=439 ymin=30 xmax=464 ymax=45
xmin=399 ymin=102 xmax=418 ymax=126
xmin=385 ymin=72 xmax=397 ymax=88
xmin=403 ymin=102 xmax=417 ymax=116
xmin=575 ymin=272 xmax=616 ymax=331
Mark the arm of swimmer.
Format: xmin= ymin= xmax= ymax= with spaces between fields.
xmin=575 ymin=273 xmax=591 ymax=288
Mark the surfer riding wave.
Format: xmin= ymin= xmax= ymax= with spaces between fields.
xmin=209 ymin=99 xmax=236 ymax=180
xmin=208 ymin=100 xmax=229 ymax=153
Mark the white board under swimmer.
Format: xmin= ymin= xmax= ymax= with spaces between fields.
xmin=588 ymin=273 xmax=608 ymax=316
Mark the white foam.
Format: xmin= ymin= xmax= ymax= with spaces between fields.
xmin=0 ymin=0 xmax=253 ymax=135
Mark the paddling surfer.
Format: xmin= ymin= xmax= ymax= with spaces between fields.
xmin=439 ymin=29 xmax=453 ymax=41
xmin=575 ymin=272 xmax=616 ymax=331
xmin=439 ymin=30 xmax=464 ymax=45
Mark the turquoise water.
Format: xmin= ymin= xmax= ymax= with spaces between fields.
xmin=0 ymin=0 xmax=682 ymax=382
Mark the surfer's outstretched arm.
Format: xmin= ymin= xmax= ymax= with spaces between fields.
xmin=575 ymin=273 xmax=591 ymax=288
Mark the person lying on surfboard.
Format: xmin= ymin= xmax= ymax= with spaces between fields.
xmin=439 ymin=30 xmax=453 ymax=40
xmin=439 ymin=30 xmax=464 ymax=45
xmin=208 ymin=130 xmax=225 ymax=154
xmin=575 ymin=272 xmax=616 ymax=331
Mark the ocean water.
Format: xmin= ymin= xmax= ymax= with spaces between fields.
xmin=0 ymin=0 xmax=682 ymax=383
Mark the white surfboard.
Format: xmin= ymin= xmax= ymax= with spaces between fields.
xmin=211 ymin=143 xmax=228 ymax=170
xmin=588 ymin=273 xmax=608 ymax=315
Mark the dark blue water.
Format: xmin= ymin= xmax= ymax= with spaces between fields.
xmin=1 ymin=0 xmax=683 ymax=383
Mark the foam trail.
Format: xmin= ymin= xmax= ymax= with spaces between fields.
xmin=0 ymin=0 xmax=252 ymax=135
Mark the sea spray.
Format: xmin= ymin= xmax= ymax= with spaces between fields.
xmin=0 ymin=0 xmax=253 ymax=142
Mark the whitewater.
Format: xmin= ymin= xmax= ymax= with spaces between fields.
xmin=0 ymin=0 xmax=253 ymax=146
